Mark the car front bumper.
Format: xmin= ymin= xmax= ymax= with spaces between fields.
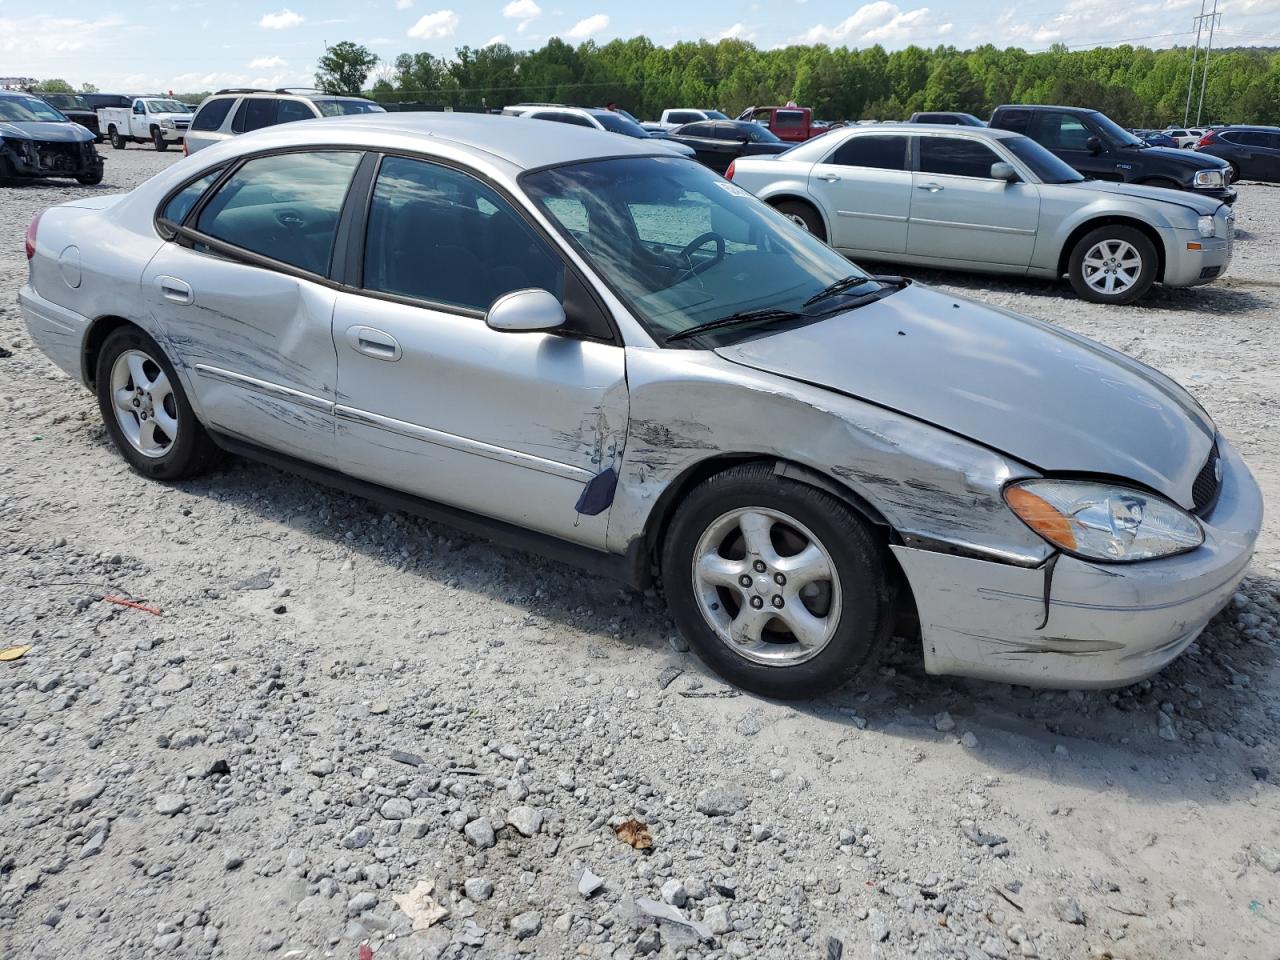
xmin=1 ymin=139 xmax=102 ymax=180
xmin=1163 ymin=228 xmax=1232 ymax=287
xmin=891 ymin=436 xmax=1262 ymax=688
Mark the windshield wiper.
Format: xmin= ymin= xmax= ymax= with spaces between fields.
xmin=665 ymin=308 xmax=804 ymax=343
xmin=803 ymin=274 xmax=906 ymax=308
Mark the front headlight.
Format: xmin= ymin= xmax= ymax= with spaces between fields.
xmin=161 ymin=119 xmax=175 ymax=129
xmin=1004 ymin=480 xmax=1203 ymax=562
xmin=1197 ymin=215 xmax=1216 ymax=237
xmin=1193 ymin=169 xmax=1223 ymax=188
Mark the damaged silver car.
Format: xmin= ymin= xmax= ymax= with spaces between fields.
xmin=20 ymin=114 xmax=1263 ymax=698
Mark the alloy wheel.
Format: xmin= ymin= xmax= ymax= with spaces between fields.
xmin=691 ymin=506 xmax=841 ymax=666
xmin=1082 ymin=239 xmax=1142 ymax=296
xmin=109 ymin=349 xmax=178 ymax=458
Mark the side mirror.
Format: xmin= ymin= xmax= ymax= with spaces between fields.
xmin=1085 ymin=136 xmax=1102 ymax=154
xmin=990 ymin=161 xmax=1018 ymax=182
xmin=485 ymin=288 xmax=566 ymax=333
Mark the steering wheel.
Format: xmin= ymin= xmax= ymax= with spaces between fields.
xmin=678 ymin=231 xmax=726 ymax=277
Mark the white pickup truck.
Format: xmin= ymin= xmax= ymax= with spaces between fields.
xmin=97 ymin=97 xmax=193 ymax=151
xmin=642 ymin=108 xmax=731 ymax=132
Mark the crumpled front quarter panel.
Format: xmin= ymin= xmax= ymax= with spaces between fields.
xmin=609 ymin=347 xmax=1053 ymax=566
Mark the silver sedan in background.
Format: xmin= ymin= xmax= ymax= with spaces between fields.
xmin=728 ymin=124 xmax=1234 ymax=304
xmin=19 ymin=114 xmax=1261 ymax=698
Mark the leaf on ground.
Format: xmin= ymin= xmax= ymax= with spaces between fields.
xmin=392 ymin=878 xmax=449 ymax=931
xmin=0 ymin=645 xmax=32 ymax=662
xmin=614 ymin=819 xmax=653 ymax=850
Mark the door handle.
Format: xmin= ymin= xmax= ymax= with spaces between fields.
xmin=916 ymin=183 xmax=943 ymax=192
xmin=345 ymin=325 xmax=402 ymax=361
xmin=156 ymin=275 xmax=193 ymax=305
xmin=817 ymin=172 xmax=841 ymax=182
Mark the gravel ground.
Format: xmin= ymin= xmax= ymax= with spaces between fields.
xmin=1 ymin=149 xmax=1278 ymax=960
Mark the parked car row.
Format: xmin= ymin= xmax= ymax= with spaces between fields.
xmin=19 ymin=112 xmax=1262 ymax=698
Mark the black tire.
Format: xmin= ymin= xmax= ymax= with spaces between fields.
xmin=76 ymin=166 xmax=104 ymax=186
xmin=95 ymin=326 xmax=219 ymax=481
xmin=109 ymin=126 xmax=126 ymax=150
xmin=1137 ymin=177 xmax=1180 ymax=191
xmin=152 ymin=127 xmax=169 ymax=152
xmin=660 ymin=463 xmax=895 ymax=699
xmin=773 ymin=199 xmax=827 ymax=242
xmin=1067 ymin=224 xmax=1158 ymax=305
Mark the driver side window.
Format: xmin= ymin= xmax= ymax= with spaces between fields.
xmin=1038 ymin=113 xmax=1091 ymax=151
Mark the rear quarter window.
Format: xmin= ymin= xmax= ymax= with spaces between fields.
xmin=158 ymin=167 xmax=225 ymax=228
xmin=191 ymin=98 xmax=235 ymax=132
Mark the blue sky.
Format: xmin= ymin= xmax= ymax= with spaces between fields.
xmin=3 ymin=0 xmax=1278 ymax=93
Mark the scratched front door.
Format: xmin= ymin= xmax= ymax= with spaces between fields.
xmin=330 ymin=290 xmax=627 ymax=549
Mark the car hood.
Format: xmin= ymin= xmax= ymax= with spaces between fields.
xmin=1058 ymin=178 xmax=1223 ymax=214
xmin=1131 ymin=144 xmax=1229 ymax=170
xmin=0 ymin=121 xmax=93 ymax=143
xmin=714 ymin=283 xmax=1215 ymax=508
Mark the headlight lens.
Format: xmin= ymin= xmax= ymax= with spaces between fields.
xmin=1194 ymin=169 xmax=1223 ymax=188
xmin=1004 ymin=480 xmax=1203 ymax=562
xmin=1197 ymin=215 xmax=1216 ymax=237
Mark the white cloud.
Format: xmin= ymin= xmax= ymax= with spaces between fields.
xmin=0 ymin=14 xmax=127 ymax=55
xmin=503 ymin=0 xmax=542 ymax=33
xmin=249 ymin=55 xmax=286 ymax=69
xmin=396 ymin=0 xmax=414 ymax=8
xmin=716 ymin=22 xmax=755 ymax=41
xmin=788 ymin=3 xmax=950 ymax=46
xmin=407 ymin=9 xmax=458 ymax=39
xmin=565 ymin=12 xmax=608 ymax=39
xmin=483 ymin=34 xmax=507 ymax=47
xmin=259 ymin=8 xmax=304 ymax=29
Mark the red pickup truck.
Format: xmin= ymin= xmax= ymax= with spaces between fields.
xmin=736 ymin=106 xmax=816 ymax=142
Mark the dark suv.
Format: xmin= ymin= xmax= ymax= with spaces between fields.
xmin=34 ymin=93 xmax=102 ymax=142
xmin=907 ymin=111 xmax=985 ymax=126
xmin=1195 ymin=126 xmax=1280 ymax=184
xmin=989 ymin=104 xmax=1236 ymax=203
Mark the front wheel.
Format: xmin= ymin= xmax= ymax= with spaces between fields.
xmin=661 ymin=464 xmax=894 ymax=699
xmin=772 ymin=199 xmax=827 ymax=242
xmin=109 ymin=127 xmax=126 ymax=150
xmin=152 ymin=128 xmax=169 ymax=152
xmin=95 ymin=326 xmax=219 ymax=480
xmin=1067 ymin=225 xmax=1157 ymax=305
xmin=76 ymin=166 xmax=104 ymax=186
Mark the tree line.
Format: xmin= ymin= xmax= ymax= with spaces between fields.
xmin=310 ymin=36 xmax=1280 ymax=127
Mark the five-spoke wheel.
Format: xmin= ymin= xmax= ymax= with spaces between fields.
xmin=1068 ymin=225 xmax=1156 ymax=304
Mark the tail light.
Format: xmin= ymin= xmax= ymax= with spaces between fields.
xmin=725 ymin=160 xmax=736 ymax=180
xmin=1196 ymin=131 xmax=1217 ymax=149
xmin=25 ymin=213 xmax=41 ymax=260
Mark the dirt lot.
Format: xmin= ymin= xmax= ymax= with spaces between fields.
xmin=1 ymin=148 xmax=1278 ymax=960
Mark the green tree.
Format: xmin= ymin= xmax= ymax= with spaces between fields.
xmin=79 ymin=82 xmax=99 ymax=94
xmin=315 ymin=41 xmax=379 ymax=95
xmin=35 ymin=78 xmax=75 ymax=93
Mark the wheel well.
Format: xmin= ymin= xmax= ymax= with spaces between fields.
xmin=82 ymin=316 xmax=134 ymax=387
xmin=1057 ymin=216 xmax=1166 ymax=283
xmin=764 ymin=195 xmax=827 ymax=235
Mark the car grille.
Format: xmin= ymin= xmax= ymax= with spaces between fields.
xmin=1192 ymin=441 xmax=1221 ymax=515
xmin=173 ymin=120 xmax=190 ymax=130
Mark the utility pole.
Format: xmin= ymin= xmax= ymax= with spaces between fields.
xmin=1183 ymin=0 xmax=1206 ymax=127
xmin=1195 ymin=0 xmax=1221 ymax=127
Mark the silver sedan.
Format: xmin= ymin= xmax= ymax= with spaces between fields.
xmin=728 ymin=124 xmax=1234 ymax=304
xmin=19 ymin=114 xmax=1262 ymax=697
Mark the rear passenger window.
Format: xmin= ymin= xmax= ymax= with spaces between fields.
xmin=159 ymin=167 xmax=224 ymax=226
xmin=362 ymin=156 xmax=564 ymax=312
xmin=232 ymin=98 xmax=277 ymax=133
xmin=831 ymin=135 xmax=908 ymax=171
xmin=998 ymin=110 xmax=1031 ymax=135
xmin=681 ymin=123 xmax=712 ymax=137
xmin=276 ymin=99 xmax=316 ymax=124
xmin=191 ymin=98 xmax=234 ymax=132
xmin=918 ymin=137 xmax=1003 ymax=178
xmin=194 ymin=152 xmax=360 ymax=275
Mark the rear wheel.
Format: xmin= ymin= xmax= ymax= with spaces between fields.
xmin=95 ymin=327 xmax=218 ymax=480
xmin=772 ymin=199 xmax=827 ymax=242
xmin=1067 ymin=225 xmax=1158 ymax=305
xmin=661 ymin=464 xmax=894 ymax=699
xmin=109 ymin=126 xmax=126 ymax=150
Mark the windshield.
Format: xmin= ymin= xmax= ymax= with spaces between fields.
xmin=0 ymin=95 xmax=67 ymax=122
xmin=522 ymin=156 xmax=883 ymax=344
xmin=1088 ymin=111 xmax=1144 ymax=147
xmin=146 ymin=99 xmax=190 ymax=113
xmin=315 ymin=99 xmax=387 ymax=116
xmin=1003 ymin=136 xmax=1084 ymax=184
xmin=42 ymin=94 xmax=89 ymax=111
xmin=594 ymin=111 xmax=649 ymax=138
xmin=745 ymin=124 xmax=781 ymax=144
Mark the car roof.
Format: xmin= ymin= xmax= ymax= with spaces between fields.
xmin=847 ymin=122 xmax=1022 ymax=139
xmin=204 ymin=111 xmax=667 ymax=170
xmin=994 ymin=104 xmax=1090 ymax=113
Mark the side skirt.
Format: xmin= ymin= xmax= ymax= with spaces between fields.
xmin=209 ymin=431 xmax=648 ymax=589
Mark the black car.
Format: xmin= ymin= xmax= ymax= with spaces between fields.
xmin=989 ymin=104 xmax=1236 ymax=203
xmin=907 ymin=111 xmax=985 ymax=126
xmin=81 ymin=93 xmax=134 ymax=111
xmin=35 ymin=92 xmax=102 ymax=142
xmin=0 ymin=91 xmax=104 ymax=185
xmin=666 ymin=120 xmax=792 ymax=173
xmin=1196 ymin=126 xmax=1280 ymax=184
